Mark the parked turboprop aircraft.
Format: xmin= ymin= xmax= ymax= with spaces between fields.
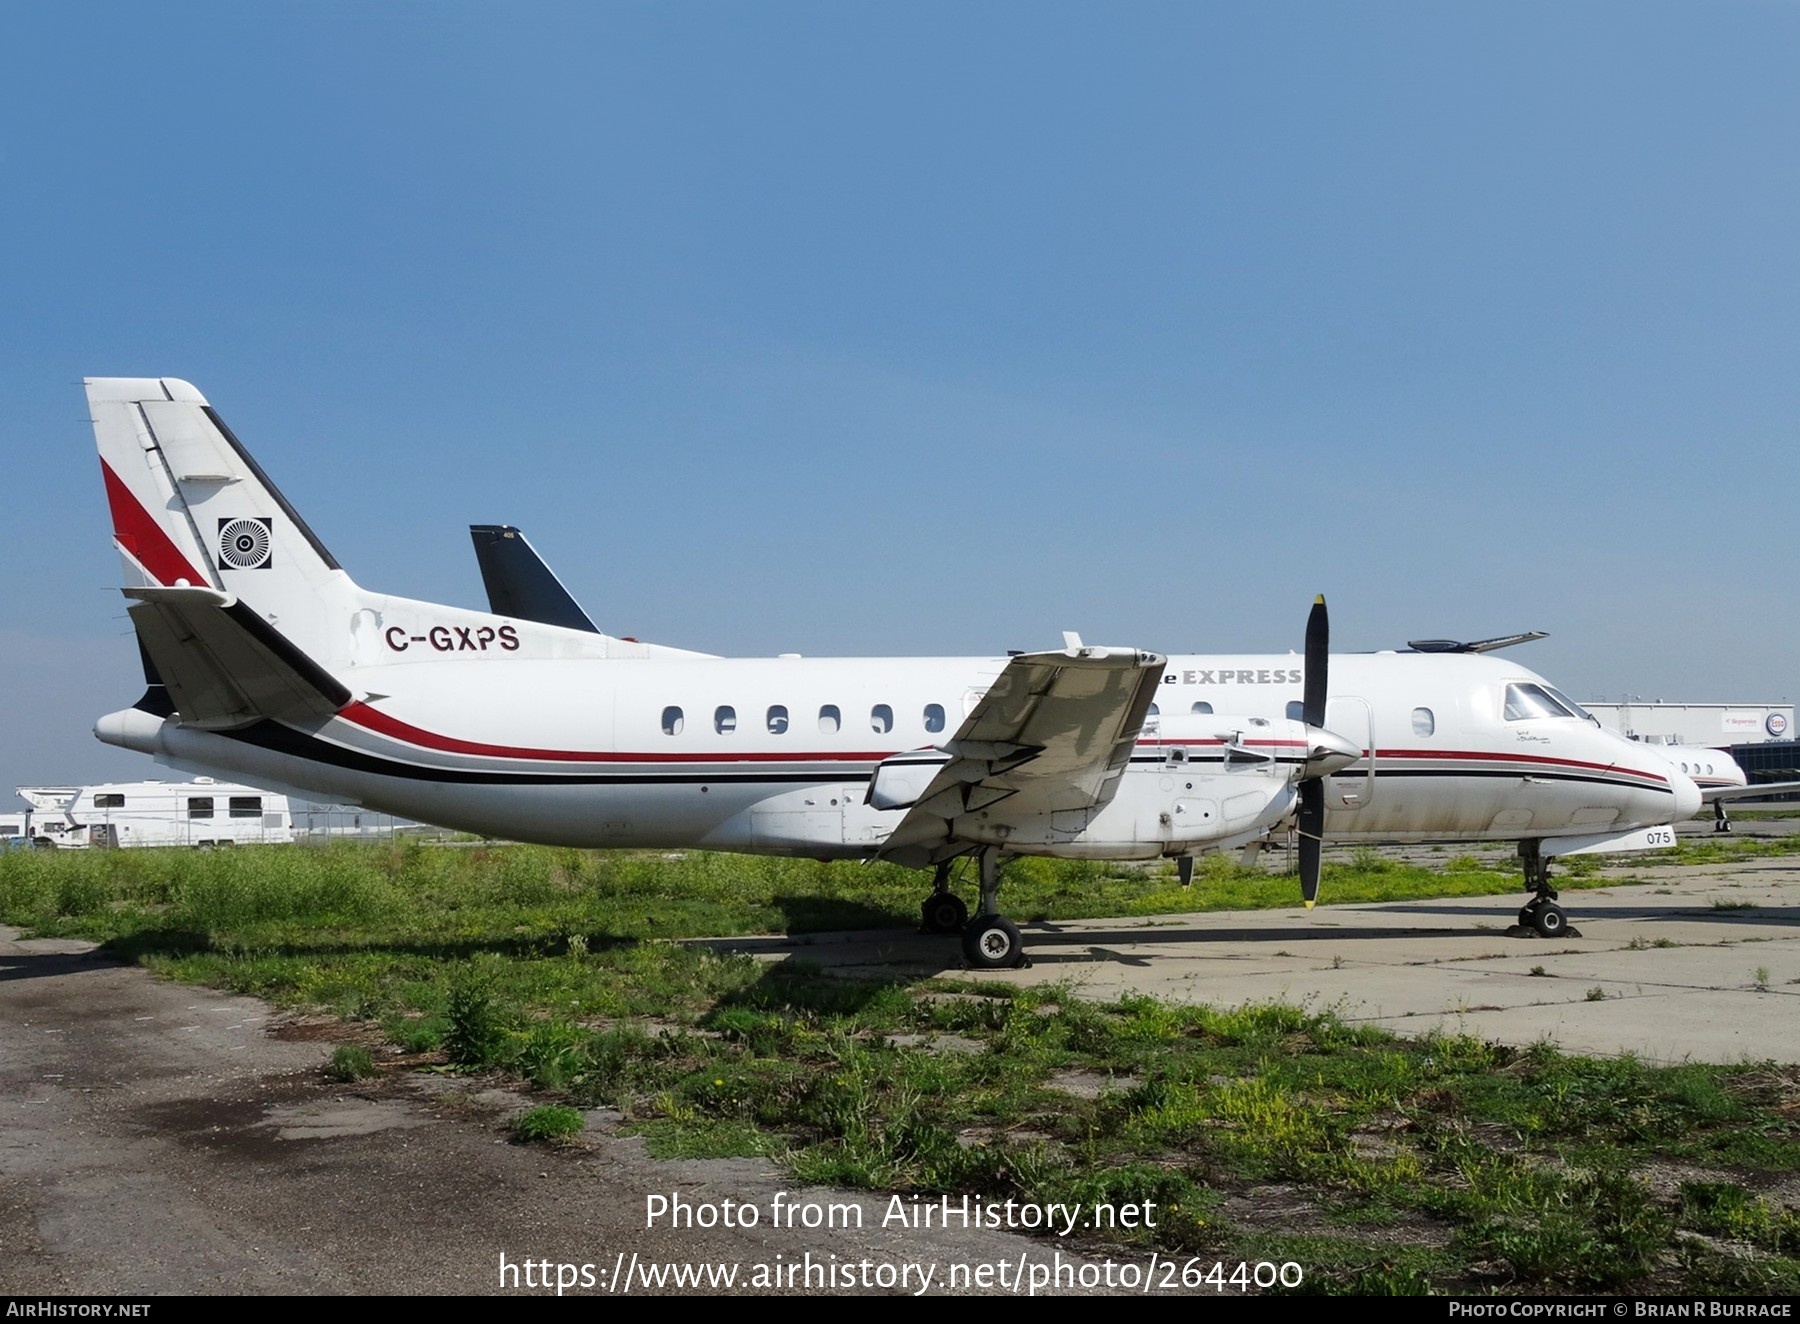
xmin=460 ymin=521 xmax=1699 ymax=935
xmin=86 ymin=378 xmax=1699 ymax=965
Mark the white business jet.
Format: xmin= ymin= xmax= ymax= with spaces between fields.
xmin=1621 ymin=742 xmax=1796 ymax=833
xmin=86 ymin=378 xmax=1698 ymax=965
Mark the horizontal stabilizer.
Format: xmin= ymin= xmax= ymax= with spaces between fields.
xmin=470 ymin=525 xmax=600 ymax=633
xmin=124 ymin=585 xmax=351 ymax=730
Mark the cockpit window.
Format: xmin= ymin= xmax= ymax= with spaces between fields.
xmin=1542 ymin=685 xmax=1599 ymax=725
xmin=1504 ymin=683 xmax=1581 ymax=722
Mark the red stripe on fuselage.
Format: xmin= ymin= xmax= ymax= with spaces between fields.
xmin=329 ymin=707 xmax=1676 ymax=784
xmin=336 ymin=702 xmax=894 ymax=764
xmin=101 ymin=459 xmax=208 ymax=588
xmin=1376 ymin=747 xmax=1668 ymax=784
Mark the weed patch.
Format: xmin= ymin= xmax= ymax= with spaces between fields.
xmin=513 ymin=1105 xmax=585 ymax=1145
xmin=326 ymin=1044 xmax=376 ymax=1081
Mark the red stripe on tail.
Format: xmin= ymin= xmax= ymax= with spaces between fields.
xmin=101 ymin=459 xmax=208 ymax=588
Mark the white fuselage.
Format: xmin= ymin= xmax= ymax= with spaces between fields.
xmin=101 ymin=645 xmax=1696 ymax=859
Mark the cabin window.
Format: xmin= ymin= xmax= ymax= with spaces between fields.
xmin=870 ymin=704 xmax=894 ymax=734
xmin=1192 ymin=701 xmax=1213 ymax=715
xmin=714 ymin=705 xmax=737 ymax=734
xmin=767 ymin=704 xmax=789 ymax=734
xmin=923 ymin=703 xmax=946 ymax=733
xmin=1285 ymin=701 xmax=1304 ymax=722
xmin=188 ymin=797 xmax=214 ymax=820
xmin=229 ymin=796 xmax=262 ymax=818
xmin=1411 ymin=707 xmax=1435 ymax=737
xmin=95 ymin=793 xmax=124 ymax=808
xmin=818 ymin=704 xmax=841 ymax=734
xmin=661 ymin=706 xmax=684 ymax=735
xmin=1147 ymin=703 xmax=1159 ymax=718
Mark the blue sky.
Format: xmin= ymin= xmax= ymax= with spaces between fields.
xmin=2 ymin=2 xmax=1796 ymax=794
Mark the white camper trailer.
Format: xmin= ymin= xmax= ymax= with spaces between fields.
xmin=10 ymin=779 xmax=293 ymax=848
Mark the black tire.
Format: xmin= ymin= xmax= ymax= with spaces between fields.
xmin=1533 ymin=903 xmax=1568 ymax=938
xmin=1518 ymin=904 xmax=1538 ymax=929
xmin=921 ymin=893 xmax=969 ymax=934
xmin=961 ymin=916 xmax=1024 ymax=969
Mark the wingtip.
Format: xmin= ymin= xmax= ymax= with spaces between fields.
xmin=1303 ymin=899 xmax=1316 ymax=910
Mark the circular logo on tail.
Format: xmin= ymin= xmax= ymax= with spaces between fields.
xmin=218 ymin=518 xmax=273 ymax=570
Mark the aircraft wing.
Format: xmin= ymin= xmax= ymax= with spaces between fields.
xmin=124 ymin=585 xmax=352 ymax=730
xmin=875 ymin=643 xmax=1165 ymax=866
xmin=1704 ymin=781 xmax=1800 ymax=804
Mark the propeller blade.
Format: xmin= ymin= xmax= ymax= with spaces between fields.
xmin=1298 ymin=776 xmax=1324 ymax=907
xmin=1298 ymin=595 xmax=1330 ymax=908
xmin=1303 ymin=595 xmax=1328 ymax=730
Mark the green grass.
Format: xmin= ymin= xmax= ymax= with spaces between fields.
xmin=1663 ymin=834 xmax=1800 ymax=866
xmin=0 ymin=839 xmax=1546 ymax=955
xmin=512 ymin=1104 xmax=585 ymax=1144
xmin=8 ymin=839 xmax=1800 ymax=1294
xmin=325 ymin=1043 xmax=376 ymax=1081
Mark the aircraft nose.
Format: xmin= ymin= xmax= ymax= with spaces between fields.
xmin=1302 ymin=726 xmax=1363 ymax=779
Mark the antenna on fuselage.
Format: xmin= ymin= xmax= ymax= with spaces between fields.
xmin=1405 ymin=632 xmax=1548 ymax=654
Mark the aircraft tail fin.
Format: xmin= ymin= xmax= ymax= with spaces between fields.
xmin=469 ymin=524 xmax=601 ymax=634
xmin=86 ymin=377 xmax=362 ymax=668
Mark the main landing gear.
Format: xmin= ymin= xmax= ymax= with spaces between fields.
xmin=1516 ymin=841 xmax=1569 ymax=938
xmin=917 ymin=851 xmax=1028 ymax=969
xmin=920 ymin=861 xmax=970 ymax=933
xmin=1714 ymin=800 xmax=1733 ymax=834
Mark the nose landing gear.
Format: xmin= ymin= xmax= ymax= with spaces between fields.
xmin=1516 ymin=841 xmax=1574 ymax=938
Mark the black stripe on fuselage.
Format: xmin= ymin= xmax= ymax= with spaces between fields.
xmin=222 ymin=721 xmax=878 ymax=785
xmin=226 ymin=721 xmax=1676 ymax=798
xmin=1126 ymin=754 xmax=1664 ymax=794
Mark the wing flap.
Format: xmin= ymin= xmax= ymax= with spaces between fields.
xmin=877 ymin=644 xmax=1164 ymax=863
xmin=124 ymin=585 xmax=351 ymax=729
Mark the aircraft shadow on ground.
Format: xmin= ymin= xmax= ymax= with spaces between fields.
xmin=702 ymin=957 xmax=916 ymax=1022
xmin=0 ymin=945 xmax=125 ymax=985
xmin=767 ymin=894 xmax=907 ymax=934
xmin=690 ymin=899 xmax=1800 ymax=971
xmin=1358 ymin=900 xmax=1800 ymax=926
xmin=95 ymin=927 xmax=649 ymax=967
